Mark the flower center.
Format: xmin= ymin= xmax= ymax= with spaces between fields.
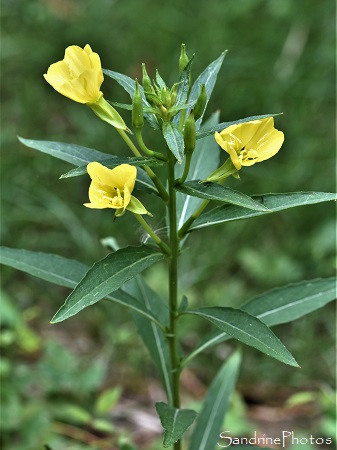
xmin=239 ymin=147 xmax=259 ymax=163
xmin=104 ymin=187 xmax=124 ymax=207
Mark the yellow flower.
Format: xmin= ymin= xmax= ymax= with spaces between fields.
xmin=44 ymin=44 xmax=103 ymax=104
xmin=44 ymin=45 xmax=128 ymax=130
xmin=84 ymin=162 xmax=148 ymax=216
xmin=214 ymin=117 xmax=284 ymax=170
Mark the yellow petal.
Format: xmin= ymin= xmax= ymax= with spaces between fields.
xmin=109 ymin=164 xmax=137 ymax=192
xmin=44 ymin=61 xmax=71 ymax=90
xmin=64 ymin=45 xmax=92 ymax=77
xmin=123 ymin=185 xmax=131 ymax=210
xmin=254 ymin=129 xmax=284 ymax=162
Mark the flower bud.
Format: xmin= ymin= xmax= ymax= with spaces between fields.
xmin=184 ymin=111 xmax=196 ymax=154
xmin=193 ymin=84 xmax=207 ymax=120
xmin=179 ymin=43 xmax=189 ymax=74
xmin=132 ymin=79 xmax=144 ymax=130
xmin=142 ymin=63 xmax=153 ymax=93
xmin=170 ymin=83 xmax=180 ymax=106
xmin=160 ymin=87 xmax=171 ymax=108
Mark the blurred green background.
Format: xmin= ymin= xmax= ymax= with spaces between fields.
xmin=1 ymin=0 xmax=336 ymax=449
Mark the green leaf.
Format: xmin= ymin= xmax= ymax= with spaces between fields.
xmin=95 ymin=387 xmax=122 ymax=414
xmin=124 ymin=277 xmax=173 ymax=403
xmin=188 ymin=351 xmax=241 ymax=450
xmin=195 ymin=113 xmax=282 ymax=140
xmin=18 ymin=136 xmax=157 ymax=194
xmin=162 ymin=121 xmax=184 ymax=163
xmin=60 ymin=156 xmax=164 ymax=179
xmin=175 ymin=181 xmax=269 ymax=212
xmin=103 ymin=69 xmax=159 ymax=130
xmin=186 ymin=307 xmax=299 ymax=366
xmin=175 ymin=112 xmax=220 ymax=231
xmin=0 ymin=247 xmax=163 ymax=325
xmin=191 ymin=192 xmax=337 ymax=231
xmin=51 ymin=246 xmax=165 ymax=323
xmin=156 ymin=402 xmax=197 ymax=448
xmin=174 ymin=55 xmax=194 ymax=107
xmin=0 ymin=246 xmax=87 ymax=289
xmin=243 ymin=277 xmax=337 ymax=325
xmin=185 ymin=278 xmax=337 ymax=364
xmin=187 ymin=52 xmax=227 ymax=129
xmin=155 ymin=69 xmax=167 ymax=89
xmin=18 ymin=137 xmax=112 ymax=166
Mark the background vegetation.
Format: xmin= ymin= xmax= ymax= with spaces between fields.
xmin=1 ymin=0 xmax=335 ymax=449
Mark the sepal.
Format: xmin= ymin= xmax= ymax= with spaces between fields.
xmin=88 ymin=95 xmax=129 ymax=131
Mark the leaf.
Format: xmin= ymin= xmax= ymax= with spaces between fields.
xmin=18 ymin=137 xmax=112 ymax=166
xmin=60 ymin=156 xmax=164 ymax=179
xmin=18 ymin=136 xmax=157 ymax=194
xmin=0 ymin=247 xmax=163 ymax=325
xmin=188 ymin=351 xmax=241 ymax=450
xmin=186 ymin=307 xmax=299 ymax=366
xmin=155 ymin=69 xmax=167 ymax=89
xmin=124 ymin=277 xmax=173 ymax=403
xmin=243 ymin=277 xmax=337 ymax=325
xmin=0 ymin=246 xmax=87 ymax=289
xmin=156 ymin=402 xmax=197 ymax=448
xmin=191 ymin=192 xmax=337 ymax=231
xmin=176 ymin=112 xmax=220 ymax=230
xmin=95 ymin=387 xmax=122 ymax=414
xmin=186 ymin=52 xmax=227 ymax=129
xmin=184 ymin=278 xmax=337 ymax=364
xmin=175 ymin=181 xmax=269 ymax=212
xmin=174 ymin=55 xmax=194 ymax=107
xmin=103 ymin=69 xmax=159 ymax=130
xmin=162 ymin=121 xmax=184 ymax=163
xmin=51 ymin=245 xmax=166 ymax=323
xmin=195 ymin=113 xmax=282 ymax=140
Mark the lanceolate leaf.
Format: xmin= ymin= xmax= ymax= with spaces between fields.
xmin=186 ymin=52 xmax=226 ymax=129
xmin=191 ymin=192 xmax=337 ymax=231
xmin=51 ymin=246 xmax=166 ymax=323
xmin=195 ymin=113 xmax=281 ymax=140
xmin=124 ymin=277 xmax=173 ymax=403
xmin=0 ymin=246 xmax=87 ymax=289
xmin=18 ymin=137 xmax=157 ymax=194
xmin=175 ymin=181 xmax=269 ymax=212
xmin=60 ymin=156 xmax=164 ymax=178
xmin=188 ymin=351 xmax=241 ymax=450
xmin=18 ymin=137 xmax=112 ymax=166
xmin=103 ymin=69 xmax=159 ymax=130
xmin=162 ymin=121 xmax=184 ymax=163
xmin=175 ymin=112 xmax=220 ymax=230
xmin=184 ymin=278 xmax=336 ymax=365
xmin=156 ymin=402 xmax=197 ymax=448
xmin=186 ymin=307 xmax=299 ymax=366
xmin=0 ymin=247 xmax=163 ymax=325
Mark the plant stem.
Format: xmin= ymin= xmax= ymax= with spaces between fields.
xmin=135 ymin=129 xmax=167 ymax=161
xmin=175 ymin=151 xmax=192 ymax=185
xmin=177 ymin=199 xmax=210 ymax=239
xmin=134 ymin=214 xmax=171 ymax=255
xmin=117 ymin=128 xmax=169 ymax=202
xmin=167 ymin=151 xmax=182 ymax=450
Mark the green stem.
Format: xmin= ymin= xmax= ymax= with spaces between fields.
xmin=135 ymin=129 xmax=167 ymax=161
xmin=134 ymin=214 xmax=171 ymax=255
xmin=175 ymin=151 xmax=192 ymax=185
xmin=167 ymin=152 xmax=181 ymax=450
xmin=177 ymin=199 xmax=210 ymax=239
xmin=116 ymin=128 xmax=169 ymax=202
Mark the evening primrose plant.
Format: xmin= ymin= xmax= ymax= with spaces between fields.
xmin=2 ymin=44 xmax=336 ymax=450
